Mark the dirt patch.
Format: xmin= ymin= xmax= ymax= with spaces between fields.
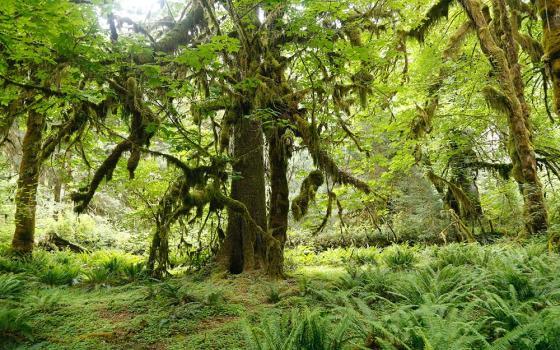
xmin=194 ymin=315 xmax=239 ymax=332
xmin=98 ymin=307 xmax=135 ymax=323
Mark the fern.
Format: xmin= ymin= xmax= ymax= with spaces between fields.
xmin=39 ymin=264 xmax=80 ymax=286
xmin=123 ymin=261 xmax=147 ymax=281
xmin=245 ymin=308 xmax=356 ymax=350
xmin=382 ymin=245 xmax=416 ymax=270
xmin=83 ymin=266 xmax=111 ymax=286
xmin=26 ymin=290 xmax=62 ymax=312
xmin=387 ymin=266 xmax=481 ymax=306
xmin=0 ymin=306 xmax=32 ymax=342
xmin=0 ymin=274 xmax=25 ymax=300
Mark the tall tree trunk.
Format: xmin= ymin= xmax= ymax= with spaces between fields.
xmin=460 ymin=0 xmax=548 ymax=234
xmin=267 ymin=127 xmax=290 ymax=274
xmin=12 ymin=111 xmax=45 ymax=255
xmin=536 ymin=0 xmax=560 ymax=115
xmin=219 ymin=109 xmax=268 ymax=274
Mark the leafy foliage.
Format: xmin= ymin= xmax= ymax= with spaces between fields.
xmin=245 ymin=308 xmax=355 ymax=350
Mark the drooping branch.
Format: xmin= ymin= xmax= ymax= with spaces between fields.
xmin=40 ymin=107 xmax=89 ymax=161
xmin=408 ymin=0 xmax=456 ymax=42
xmin=154 ymin=0 xmax=206 ymax=53
xmin=72 ymin=77 xmax=159 ymax=212
xmin=293 ymin=115 xmax=370 ymax=193
xmin=291 ymin=170 xmax=324 ymax=221
xmin=71 ymin=140 xmax=132 ymax=213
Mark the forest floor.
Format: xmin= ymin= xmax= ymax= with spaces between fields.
xmin=2 ymin=238 xmax=560 ymax=349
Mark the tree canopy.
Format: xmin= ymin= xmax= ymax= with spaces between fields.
xmin=3 ymin=0 xmax=560 ymax=273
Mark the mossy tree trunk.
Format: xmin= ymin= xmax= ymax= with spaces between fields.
xmin=460 ymin=0 xmax=548 ymax=234
xmin=12 ymin=111 xmax=45 ymax=255
xmin=267 ymin=127 xmax=290 ymax=254
xmin=219 ymin=106 xmax=268 ymax=274
xmin=445 ymin=135 xmax=483 ymax=222
xmin=536 ymin=0 xmax=560 ymax=115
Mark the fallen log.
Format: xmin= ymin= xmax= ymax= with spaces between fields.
xmin=39 ymin=232 xmax=89 ymax=253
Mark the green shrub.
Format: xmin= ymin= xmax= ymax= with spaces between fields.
xmin=432 ymin=243 xmax=486 ymax=268
xmin=245 ymin=308 xmax=355 ymax=350
xmin=337 ymin=266 xmax=396 ymax=302
xmin=494 ymin=267 xmax=533 ymax=301
xmin=351 ymin=248 xmax=378 ymax=266
xmin=23 ymin=251 xmax=52 ymax=273
xmin=382 ymin=245 xmax=416 ymax=270
xmin=123 ymin=261 xmax=147 ymax=281
xmin=102 ymin=256 xmax=125 ymax=274
xmin=0 ymin=274 xmax=25 ymax=300
xmin=388 ymin=266 xmax=482 ymax=306
xmin=39 ymin=264 xmax=80 ymax=286
xmin=205 ymin=289 xmax=225 ymax=306
xmin=266 ymin=284 xmax=281 ymax=304
xmin=148 ymin=281 xmax=197 ymax=306
xmin=0 ymin=256 xmax=24 ymax=273
xmin=0 ymin=306 xmax=32 ymax=342
xmin=83 ymin=266 xmax=112 ymax=286
xmin=26 ymin=290 xmax=62 ymax=312
xmin=359 ymin=304 xmax=488 ymax=350
xmin=475 ymin=290 xmax=534 ymax=340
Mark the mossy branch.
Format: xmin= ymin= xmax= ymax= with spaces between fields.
xmin=292 ymin=170 xmax=324 ymax=221
xmin=426 ymin=170 xmax=478 ymax=219
xmin=408 ymin=0 xmax=456 ymax=42
xmin=293 ymin=115 xmax=370 ymax=193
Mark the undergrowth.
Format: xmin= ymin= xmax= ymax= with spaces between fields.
xmin=0 ymin=240 xmax=559 ymax=349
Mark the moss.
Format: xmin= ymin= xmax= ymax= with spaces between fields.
xmin=408 ymin=0 xmax=455 ymax=42
xmin=291 ymin=170 xmax=324 ymax=221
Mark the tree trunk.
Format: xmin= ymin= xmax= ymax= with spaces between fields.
xmin=12 ymin=111 xmax=45 ymax=255
xmin=219 ymin=109 xmax=268 ymax=274
xmin=264 ymin=127 xmax=291 ymax=276
xmin=460 ymin=0 xmax=548 ymax=234
xmin=445 ymin=136 xmax=483 ymax=222
xmin=536 ymin=0 xmax=560 ymax=115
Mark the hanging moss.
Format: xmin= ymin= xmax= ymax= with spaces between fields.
xmin=482 ymin=85 xmax=512 ymax=115
xmin=408 ymin=0 xmax=455 ymax=42
xmin=72 ymin=77 xmax=159 ymax=212
xmin=291 ymin=170 xmax=324 ymax=221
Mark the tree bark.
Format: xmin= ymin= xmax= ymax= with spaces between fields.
xmin=219 ymin=108 xmax=268 ymax=274
xmin=459 ymin=0 xmax=548 ymax=234
xmin=12 ymin=111 xmax=45 ymax=255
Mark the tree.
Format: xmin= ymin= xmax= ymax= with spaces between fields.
xmin=411 ymin=0 xmax=549 ymax=234
xmin=535 ymin=0 xmax=560 ymax=116
xmin=0 ymin=0 xmax=108 ymax=254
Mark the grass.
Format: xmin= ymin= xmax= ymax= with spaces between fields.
xmin=0 ymin=239 xmax=558 ymax=349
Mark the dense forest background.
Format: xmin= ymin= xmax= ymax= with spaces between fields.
xmin=2 ymin=0 xmax=560 ymax=348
